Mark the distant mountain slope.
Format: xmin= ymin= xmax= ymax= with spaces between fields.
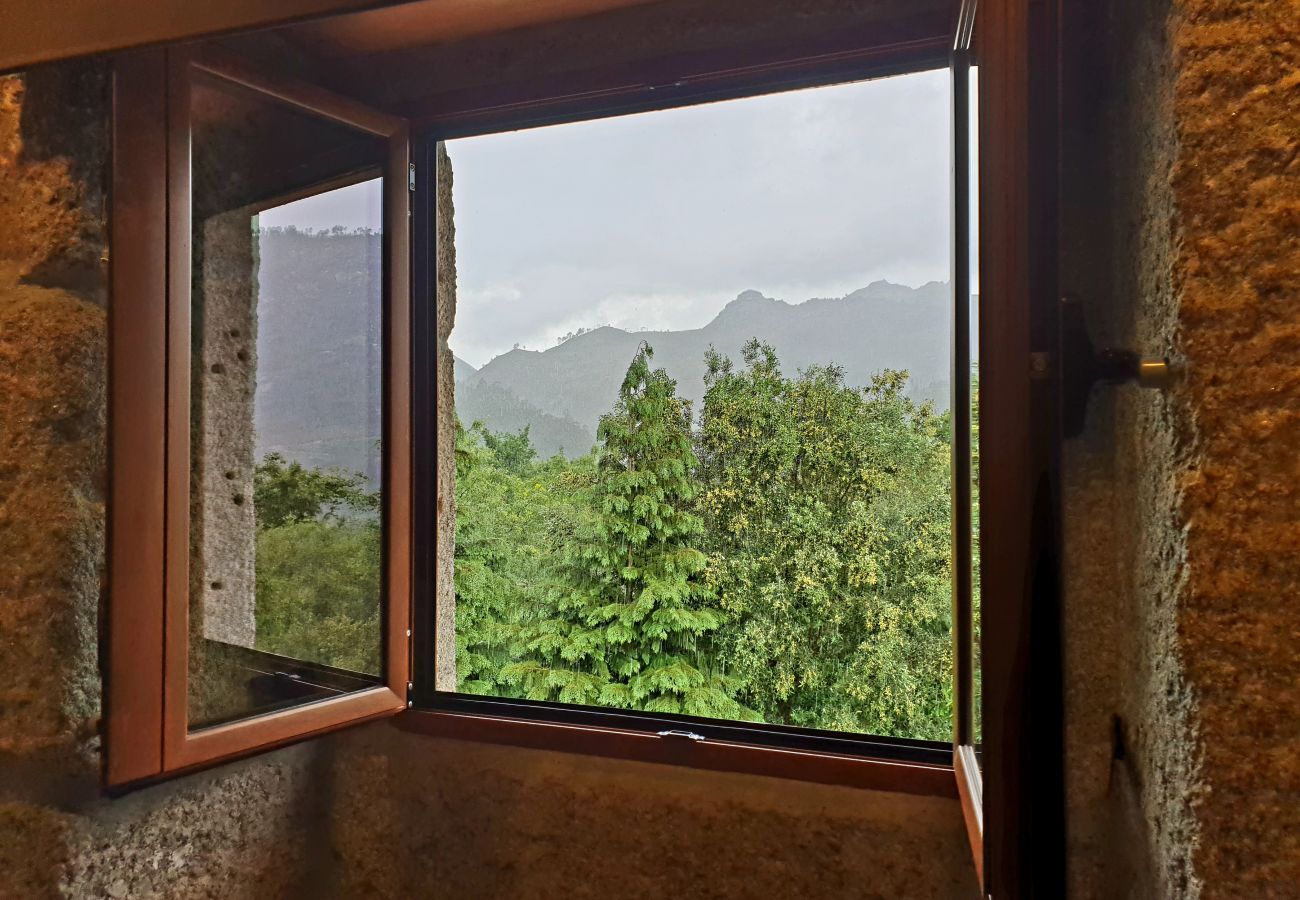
xmin=466 ymin=281 xmax=955 ymax=437
xmin=252 ymin=228 xmax=960 ymax=468
xmin=453 ymin=355 xmax=478 ymax=385
xmin=254 ymin=228 xmax=383 ymax=483
xmin=454 ymin=377 xmax=595 ymax=459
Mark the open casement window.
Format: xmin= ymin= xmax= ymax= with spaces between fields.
xmin=407 ymin=4 xmax=1054 ymax=894
xmin=951 ymin=0 xmax=984 ymax=886
xmin=108 ymin=48 xmax=412 ymax=782
xmin=104 ymin=1 xmax=1061 ymax=895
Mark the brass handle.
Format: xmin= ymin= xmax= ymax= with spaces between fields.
xmin=1135 ymin=358 xmax=1173 ymax=390
xmin=1061 ymin=296 xmax=1176 ymax=437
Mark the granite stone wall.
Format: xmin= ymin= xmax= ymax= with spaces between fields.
xmin=434 ymin=142 xmax=458 ymax=692
xmin=323 ymin=725 xmax=977 ymax=900
xmin=190 ymin=204 xmax=260 ymax=651
xmin=1162 ymin=0 xmax=1300 ymax=892
xmin=1060 ymin=0 xmax=1300 ymax=896
xmin=2 ymin=0 xmax=1297 ymax=894
xmin=0 ymin=63 xmax=326 ymax=900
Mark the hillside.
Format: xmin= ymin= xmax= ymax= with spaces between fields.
xmin=461 ymin=280 xmax=956 ymax=441
xmin=455 ymin=377 xmax=595 ymax=459
xmin=253 ymin=229 xmax=962 ymax=468
xmin=254 ymin=228 xmax=383 ymax=482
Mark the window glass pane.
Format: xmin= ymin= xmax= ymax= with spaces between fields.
xmin=442 ymin=70 xmax=956 ymax=741
xmin=969 ymin=63 xmax=982 ymax=752
xmin=187 ymin=75 xmax=386 ymax=729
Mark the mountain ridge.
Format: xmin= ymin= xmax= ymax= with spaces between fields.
xmin=456 ymin=280 xmax=956 ymax=451
xmin=249 ymin=226 xmax=963 ymax=469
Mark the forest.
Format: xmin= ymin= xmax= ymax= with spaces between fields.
xmin=251 ymin=340 xmax=973 ymax=742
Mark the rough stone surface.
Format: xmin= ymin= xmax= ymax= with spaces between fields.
xmin=326 ymin=725 xmax=977 ymax=899
xmin=191 ymin=208 xmax=260 ymax=652
xmin=1167 ymin=0 xmax=1300 ymax=894
xmin=1 ymin=747 xmax=325 ymax=900
xmin=1059 ymin=0 xmax=1191 ymax=895
xmin=1060 ymin=0 xmax=1300 ymax=896
xmin=0 ymin=63 xmax=328 ymax=900
xmin=0 ymin=67 xmax=108 ymax=770
xmin=434 ymin=142 xmax=458 ymax=691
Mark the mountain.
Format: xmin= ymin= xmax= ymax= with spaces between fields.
xmin=251 ymin=228 xmax=962 ymax=469
xmin=453 ymin=355 xmax=478 ymax=385
xmin=462 ymin=281 xmax=956 ymax=444
xmin=254 ymin=228 xmax=383 ymax=483
xmin=454 ymin=377 xmax=595 ymax=459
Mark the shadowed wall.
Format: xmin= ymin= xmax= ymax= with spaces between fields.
xmin=1061 ymin=0 xmax=1300 ymax=896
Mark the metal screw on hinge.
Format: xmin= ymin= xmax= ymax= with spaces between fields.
xmin=656 ymin=729 xmax=706 ymax=742
xmin=1061 ymin=295 xmax=1176 ymax=438
xmin=1134 ymin=357 xmax=1174 ymax=390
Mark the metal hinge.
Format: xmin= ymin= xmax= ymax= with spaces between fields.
xmin=406 ymin=681 xmax=414 ymax=708
xmin=409 ymin=163 xmax=416 ymax=192
xmin=1061 ymin=295 xmax=1174 ymax=438
xmin=656 ymin=729 xmax=705 ymax=742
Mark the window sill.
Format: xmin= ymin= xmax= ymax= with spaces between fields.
xmin=393 ymin=710 xmax=956 ymax=799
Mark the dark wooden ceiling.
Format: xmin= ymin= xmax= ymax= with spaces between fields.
xmin=277 ymin=0 xmax=661 ymax=56
xmin=246 ymin=0 xmax=958 ymax=130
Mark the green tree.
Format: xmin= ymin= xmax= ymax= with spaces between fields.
xmin=696 ymin=340 xmax=952 ymax=739
xmin=251 ymin=453 xmax=382 ymax=673
xmin=254 ymin=518 xmax=382 ymax=673
xmin=253 ymin=451 xmax=376 ymax=529
xmin=481 ymin=423 xmax=539 ymax=475
xmin=502 ymin=344 xmax=753 ymax=719
xmin=452 ymin=420 xmax=596 ymax=694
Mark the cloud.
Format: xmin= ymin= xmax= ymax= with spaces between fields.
xmin=446 ymin=69 xmax=951 ymax=368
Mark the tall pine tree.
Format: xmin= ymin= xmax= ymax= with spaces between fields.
xmin=502 ymin=344 xmax=754 ymax=719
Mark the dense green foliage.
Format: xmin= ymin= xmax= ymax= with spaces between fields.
xmin=248 ymin=340 xmax=961 ymax=739
xmin=493 ymin=345 xmax=754 ymax=719
xmin=252 ymin=454 xmax=382 ymax=674
xmin=454 ymin=341 xmax=958 ymax=740
xmin=696 ymin=341 xmax=952 ymax=738
xmin=452 ymin=421 xmax=596 ymax=695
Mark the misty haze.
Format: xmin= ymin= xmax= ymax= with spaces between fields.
xmin=249 ymin=68 xmax=977 ymax=741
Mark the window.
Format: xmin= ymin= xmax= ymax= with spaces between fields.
xmin=107 ymin=48 xmax=411 ymax=781
xmin=185 ymin=83 xmax=388 ymax=729
xmin=404 ymin=5 xmax=994 ymax=804
xmin=108 ymin=1 xmax=1060 ymax=890
xmin=110 ymin=29 xmax=974 ymax=780
xmin=425 ymin=72 xmax=961 ymax=755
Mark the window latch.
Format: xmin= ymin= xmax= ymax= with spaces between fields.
xmin=656 ymin=729 xmax=706 ymax=742
xmin=1060 ymin=294 xmax=1174 ymax=438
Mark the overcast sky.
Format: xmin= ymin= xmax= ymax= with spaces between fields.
xmin=447 ymin=68 xmax=951 ymax=369
xmin=259 ymin=176 xmax=384 ymax=233
xmin=257 ymin=69 xmax=954 ymax=369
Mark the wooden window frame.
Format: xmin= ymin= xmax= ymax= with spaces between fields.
xmin=405 ymin=3 xmax=1063 ymax=892
xmin=406 ymin=3 xmax=979 ymax=796
xmin=107 ymin=46 xmax=413 ymax=786
xmin=951 ymin=0 xmax=984 ymax=888
xmin=104 ymin=2 xmax=1064 ymax=892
